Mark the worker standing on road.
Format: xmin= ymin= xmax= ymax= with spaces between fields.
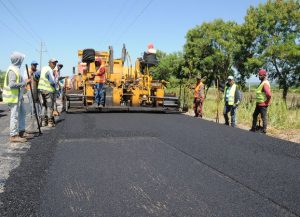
xmin=25 ymin=61 xmax=41 ymax=133
xmin=53 ymin=63 xmax=63 ymax=116
xmin=61 ymin=76 xmax=71 ymax=112
xmin=250 ymin=69 xmax=272 ymax=134
xmin=93 ymin=58 xmax=106 ymax=108
xmin=193 ymin=76 xmax=205 ymax=118
xmin=223 ymin=76 xmax=241 ymax=127
xmin=3 ymin=52 xmax=32 ymax=143
xmin=38 ymin=58 xmax=57 ymax=127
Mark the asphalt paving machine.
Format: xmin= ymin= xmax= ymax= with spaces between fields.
xmin=64 ymin=46 xmax=179 ymax=112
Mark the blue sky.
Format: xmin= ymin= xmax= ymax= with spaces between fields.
xmin=0 ymin=0 xmax=265 ymax=76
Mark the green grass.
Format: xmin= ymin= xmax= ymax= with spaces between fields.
xmin=166 ymin=86 xmax=300 ymax=130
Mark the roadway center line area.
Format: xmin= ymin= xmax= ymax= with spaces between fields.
xmin=0 ymin=113 xmax=299 ymax=217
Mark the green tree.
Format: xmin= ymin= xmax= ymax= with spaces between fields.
xmin=152 ymin=50 xmax=184 ymax=81
xmin=0 ymin=70 xmax=5 ymax=88
xmin=243 ymin=0 xmax=300 ymax=100
xmin=184 ymin=19 xmax=239 ymax=89
xmin=233 ymin=22 xmax=262 ymax=90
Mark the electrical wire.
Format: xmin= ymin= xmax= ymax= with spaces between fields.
xmin=0 ymin=0 xmax=40 ymax=43
xmin=5 ymin=0 xmax=42 ymax=41
xmin=100 ymin=0 xmax=129 ymax=47
xmin=0 ymin=19 xmax=35 ymax=48
xmin=115 ymin=0 xmax=154 ymax=44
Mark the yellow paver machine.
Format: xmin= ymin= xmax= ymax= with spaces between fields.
xmin=65 ymin=46 xmax=179 ymax=112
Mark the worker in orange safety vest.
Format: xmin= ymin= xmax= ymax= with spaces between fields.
xmin=193 ymin=76 xmax=205 ymax=118
xmin=93 ymin=58 xmax=106 ymax=107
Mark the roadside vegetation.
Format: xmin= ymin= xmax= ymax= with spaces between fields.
xmin=0 ymin=71 xmax=4 ymax=88
xmin=152 ymin=0 xmax=299 ymax=136
xmin=166 ymin=84 xmax=300 ymax=130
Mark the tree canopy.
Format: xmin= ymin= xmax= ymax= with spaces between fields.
xmin=153 ymin=0 xmax=300 ymax=98
xmin=184 ymin=19 xmax=239 ymax=87
xmin=243 ymin=0 xmax=300 ymax=99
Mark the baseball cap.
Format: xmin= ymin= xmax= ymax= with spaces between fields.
xmin=49 ymin=58 xmax=58 ymax=63
xmin=31 ymin=60 xmax=38 ymax=65
xmin=227 ymin=75 xmax=234 ymax=80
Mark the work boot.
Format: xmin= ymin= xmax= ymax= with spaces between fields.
xmin=42 ymin=117 xmax=48 ymax=127
xmin=249 ymin=128 xmax=256 ymax=132
xmin=98 ymin=104 xmax=103 ymax=108
xmin=48 ymin=118 xmax=55 ymax=127
xmin=48 ymin=122 xmax=55 ymax=127
xmin=26 ymin=130 xmax=39 ymax=134
xmin=19 ymin=131 xmax=34 ymax=139
xmin=10 ymin=135 xmax=27 ymax=143
xmin=53 ymin=110 xmax=60 ymax=116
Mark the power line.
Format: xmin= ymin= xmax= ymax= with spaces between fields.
xmin=0 ymin=0 xmax=40 ymax=43
xmin=5 ymin=0 xmax=42 ymax=41
xmin=105 ymin=0 xmax=138 ymax=46
xmin=0 ymin=19 xmax=35 ymax=48
xmin=115 ymin=0 xmax=154 ymax=44
xmin=100 ymin=0 xmax=129 ymax=47
xmin=36 ymin=42 xmax=47 ymax=69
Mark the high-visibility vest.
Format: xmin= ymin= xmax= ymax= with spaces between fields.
xmin=194 ymin=82 xmax=204 ymax=98
xmin=224 ymin=83 xmax=237 ymax=105
xmin=3 ymin=66 xmax=20 ymax=104
xmin=38 ymin=66 xmax=55 ymax=93
xmin=94 ymin=66 xmax=106 ymax=83
xmin=256 ymin=80 xmax=270 ymax=103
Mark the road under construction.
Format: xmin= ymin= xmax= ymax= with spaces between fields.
xmin=0 ymin=107 xmax=299 ymax=216
xmin=0 ymin=45 xmax=299 ymax=217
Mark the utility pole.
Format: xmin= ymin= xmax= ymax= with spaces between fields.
xmin=37 ymin=41 xmax=47 ymax=70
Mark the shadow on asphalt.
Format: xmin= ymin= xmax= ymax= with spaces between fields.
xmin=55 ymin=118 xmax=65 ymax=125
xmin=0 ymin=110 xmax=7 ymax=117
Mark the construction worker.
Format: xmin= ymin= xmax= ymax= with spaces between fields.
xmin=223 ymin=76 xmax=241 ymax=127
xmin=250 ymin=69 xmax=272 ymax=134
xmin=147 ymin=43 xmax=157 ymax=54
xmin=53 ymin=63 xmax=63 ymax=116
xmin=38 ymin=58 xmax=57 ymax=127
xmin=3 ymin=52 xmax=32 ymax=143
xmin=25 ymin=60 xmax=41 ymax=133
xmin=61 ymin=76 xmax=71 ymax=112
xmin=193 ymin=76 xmax=205 ymax=118
xmin=93 ymin=58 xmax=106 ymax=107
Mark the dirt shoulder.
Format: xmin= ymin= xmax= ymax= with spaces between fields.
xmin=184 ymin=110 xmax=300 ymax=144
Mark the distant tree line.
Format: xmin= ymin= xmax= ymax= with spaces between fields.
xmin=0 ymin=70 xmax=5 ymax=88
xmin=153 ymin=0 xmax=300 ymax=99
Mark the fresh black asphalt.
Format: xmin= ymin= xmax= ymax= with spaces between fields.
xmin=0 ymin=112 xmax=299 ymax=216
